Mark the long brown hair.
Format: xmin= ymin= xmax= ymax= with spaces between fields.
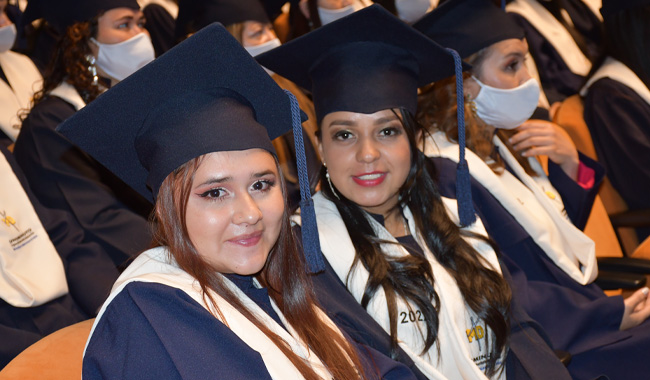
xmin=153 ymin=155 xmax=369 ymax=380
xmin=417 ymin=52 xmax=537 ymax=176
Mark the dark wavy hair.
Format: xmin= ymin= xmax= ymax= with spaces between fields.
xmin=153 ymin=154 xmax=369 ymax=380
xmin=28 ymin=18 xmax=103 ymax=110
xmin=319 ymin=108 xmax=511 ymax=377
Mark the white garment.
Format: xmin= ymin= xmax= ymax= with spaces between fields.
xmin=0 ymin=50 xmax=42 ymax=141
xmin=423 ymin=132 xmax=597 ymax=285
xmin=294 ymin=193 xmax=504 ymax=380
xmin=49 ymin=82 xmax=87 ymax=111
xmin=506 ymin=0 xmax=592 ymax=77
xmin=581 ymin=0 xmax=602 ymax=21
xmin=0 ymin=153 xmax=68 ymax=307
xmin=87 ymin=247 xmax=346 ymax=380
xmin=581 ymin=57 xmax=650 ymax=106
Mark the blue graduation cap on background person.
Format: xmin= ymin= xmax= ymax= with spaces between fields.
xmin=256 ymin=4 xmax=478 ymax=226
xmin=20 ymin=0 xmax=140 ymax=35
xmin=56 ymin=23 xmax=325 ymax=272
xmin=412 ymin=0 xmax=524 ymax=60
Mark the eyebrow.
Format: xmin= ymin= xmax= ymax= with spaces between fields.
xmin=113 ymin=15 xmax=135 ymax=24
xmin=195 ymin=170 xmax=275 ymax=187
xmin=327 ymin=115 xmax=400 ymax=128
xmin=252 ymin=170 xmax=275 ymax=178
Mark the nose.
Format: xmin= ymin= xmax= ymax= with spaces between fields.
xmin=232 ymin=193 xmax=263 ymax=226
xmin=518 ymin=58 xmax=532 ymax=85
xmin=356 ymin=137 xmax=380 ymax=163
xmin=260 ymin=28 xmax=276 ymax=44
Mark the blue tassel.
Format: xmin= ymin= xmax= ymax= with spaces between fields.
xmin=285 ymin=89 xmax=325 ymax=273
xmin=501 ymin=0 xmax=506 ymax=10
xmin=447 ymin=48 xmax=477 ymax=227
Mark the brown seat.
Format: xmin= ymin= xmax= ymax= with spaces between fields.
xmin=0 ymin=319 xmax=94 ymax=380
xmin=553 ymin=94 xmax=642 ymax=256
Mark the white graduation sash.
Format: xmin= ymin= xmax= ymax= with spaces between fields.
xmin=0 ymin=50 xmax=42 ymax=141
xmin=295 ymin=193 xmax=504 ymax=380
xmin=423 ymin=132 xmax=597 ymax=285
xmin=581 ymin=0 xmax=603 ymax=21
xmin=86 ymin=247 xmax=340 ymax=380
xmin=49 ymin=82 xmax=87 ymax=111
xmin=507 ymin=0 xmax=592 ymax=77
xmin=581 ymin=57 xmax=650 ymax=106
xmin=0 ymin=152 xmax=68 ymax=307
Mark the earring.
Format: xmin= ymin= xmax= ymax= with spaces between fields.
xmin=464 ymin=93 xmax=478 ymax=118
xmin=86 ymin=55 xmax=99 ymax=86
xmin=325 ymin=169 xmax=340 ymax=200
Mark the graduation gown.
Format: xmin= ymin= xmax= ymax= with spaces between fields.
xmin=431 ymin=155 xmax=650 ymax=379
xmin=0 ymin=145 xmax=118 ymax=369
xmin=583 ymin=77 xmax=650 ymax=239
xmin=298 ymin=201 xmax=571 ymax=380
xmin=13 ymin=95 xmax=153 ymax=267
xmin=83 ymin=248 xmax=418 ymax=380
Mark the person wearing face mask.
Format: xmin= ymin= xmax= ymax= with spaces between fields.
xmin=371 ymin=0 xmax=437 ymax=23
xmin=415 ymin=1 xmax=650 ymax=378
xmin=12 ymin=0 xmax=156 ymax=271
xmin=0 ymin=0 xmax=41 ymax=146
xmin=175 ymin=0 xmax=321 ymax=211
xmin=581 ymin=0 xmax=650 ymax=242
xmin=286 ymin=0 xmax=370 ymax=40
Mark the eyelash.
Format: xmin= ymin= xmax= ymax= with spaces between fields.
xmin=198 ymin=180 xmax=275 ymax=201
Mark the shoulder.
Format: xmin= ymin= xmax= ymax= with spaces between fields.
xmin=22 ymin=96 xmax=77 ymax=132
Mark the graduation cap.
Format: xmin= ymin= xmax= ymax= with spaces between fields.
xmin=175 ymin=0 xmax=270 ymax=40
xmin=21 ymin=0 xmax=140 ymax=35
xmin=257 ymin=5 xmax=477 ymax=226
xmin=600 ymin=0 xmax=650 ymax=18
xmin=257 ymin=4 xmax=463 ymax=124
xmin=57 ymin=23 xmax=324 ymax=272
xmin=413 ymin=0 xmax=524 ymax=59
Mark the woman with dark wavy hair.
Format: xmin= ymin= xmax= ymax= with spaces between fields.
xmin=258 ymin=5 xmax=570 ymax=379
xmin=58 ymin=24 xmax=416 ymax=380
xmin=13 ymin=0 xmax=155 ymax=268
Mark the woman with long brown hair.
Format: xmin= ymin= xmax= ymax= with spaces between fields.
xmin=59 ymin=24 xmax=416 ymax=380
xmin=258 ymin=5 xmax=571 ymax=379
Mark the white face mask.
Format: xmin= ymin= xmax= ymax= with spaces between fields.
xmin=395 ymin=0 xmax=432 ymax=24
xmin=244 ymin=38 xmax=282 ymax=76
xmin=91 ymin=33 xmax=155 ymax=82
xmin=0 ymin=24 xmax=17 ymax=53
xmin=317 ymin=1 xmax=364 ymax=25
xmin=472 ymin=77 xmax=540 ymax=130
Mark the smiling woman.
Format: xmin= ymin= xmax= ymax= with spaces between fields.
xmin=56 ymin=24 xmax=418 ymax=380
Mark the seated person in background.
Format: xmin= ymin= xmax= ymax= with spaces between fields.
xmin=415 ymin=0 xmax=650 ymax=378
xmin=0 ymin=144 xmax=118 ymax=368
xmin=582 ymin=0 xmax=650 ymax=241
xmin=175 ymin=0 xmax=321 ymax=211
xmin=502 ymin=0 xmax=604 ymax=104
xmin=13 ymin=0 xmax=155 ymax=268
xmin=59 ymin=23 xmax=418 ymax=380
xmin=0 ymin=0 xmax=42 ymax=147
xmin=258 ymin=5 xmax=572 ymax=379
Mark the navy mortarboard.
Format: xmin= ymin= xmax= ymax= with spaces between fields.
xmin=21 ymin=0 xmax=139 ymax=35
xmin=256 ymin=4 xmax=464 ymax=124
xmin=413 ymin=0 xmax=524 ymax=59
xmin=175 ymin=0 xmax=269 ymax=40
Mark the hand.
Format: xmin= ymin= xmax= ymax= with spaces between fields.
xmin=509 ymin=120 xmax=580 ymax=180
xmin=620 ymin=287 xmax=650 ymax=330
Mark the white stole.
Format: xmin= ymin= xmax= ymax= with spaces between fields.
xmin=0 ymin=50 xmax=42 ymax=141
xmin=296 ymin=192 xmax=504 ymax=380
xmin=581 ymin=57 xmax=650 ymax=106
xmin=49 ymin=82 xmax=87 ymax=111
xmin=507 ymin=0 xmax=592 ymax=77
xmin=86 ymin=247 xmax=339 ymax=380
xmin=0 ymin=152 xmax=68 ymax=307
xmin=423 ymin=132 xmax=597 ymax=285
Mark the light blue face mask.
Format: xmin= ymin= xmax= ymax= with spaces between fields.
xmin=0 ymin=24 xmax=17 ymax=53
xmin=245 ymin=38 xmax=282 ymax=76
xmin=90 ymin=33 xmax=155 ymax=82
xmin=395 ymin=0 xmax=432 ymax=24
xmin=472 ymin=76 xmax=540 ymax=130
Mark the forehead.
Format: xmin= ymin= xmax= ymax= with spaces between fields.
xmin=485 ymin=38 xmax=529 ymax=60
xmin=322 ymin=109 xmax=400 ymax=125
xmin=194 ymin=149 xmax=277 ymax=177
xmin=99 ymin=7 xmax=143 ymax=22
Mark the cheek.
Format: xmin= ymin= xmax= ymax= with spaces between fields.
xmin=185 ymin=204 xmax=229 ymax=255
xmin=261 ymin=193 xmax=285 ymax=239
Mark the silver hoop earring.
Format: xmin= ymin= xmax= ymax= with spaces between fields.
xmin=86 ymin=55 xmax=99 ymax=86
xmin=325 ymin=169 xmax=340 ymax=200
